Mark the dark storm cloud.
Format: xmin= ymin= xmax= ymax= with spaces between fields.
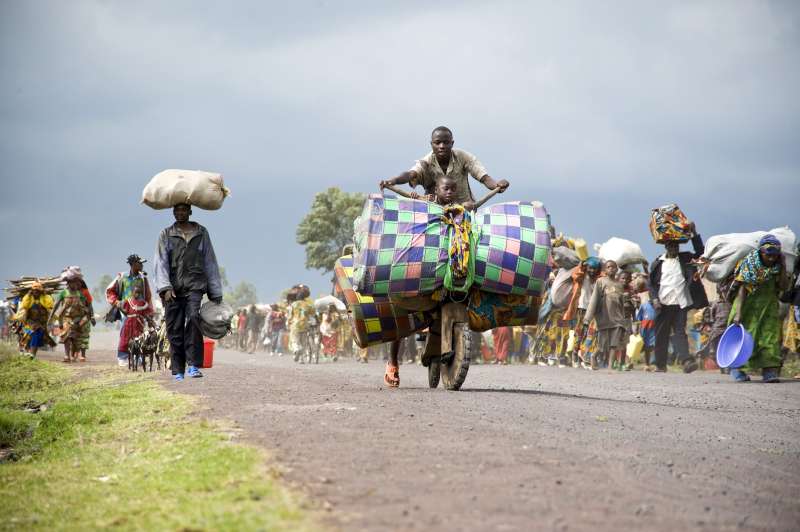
xmin=1 ymin=0 xmax=798 ymax=301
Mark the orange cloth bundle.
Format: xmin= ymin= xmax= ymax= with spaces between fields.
xmin=649 ymin=204 xmax=692 ymax=244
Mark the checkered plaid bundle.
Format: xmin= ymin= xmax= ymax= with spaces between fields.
xmin=334 ymin=255 xmax=433 ymax=348
xmin=473 ymin=201 xmax=552 ymax=296
xmin=352 ymin=195 xmax=450 ymax=297
xmin=353 ymin=195 xmax=552 ymax=298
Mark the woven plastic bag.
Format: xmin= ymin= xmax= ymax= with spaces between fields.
xmin=352 ymin=195 xmax=449 ymax=297
xmin=352 ymin=196 xmax=552 ymax=298
xmin=334 ymin=255 xmax=432 ymax=348
xmin=142 ymin=169 xmax=230 ymax=210
xmin=472 ymin=201 xmax=552 ymax=296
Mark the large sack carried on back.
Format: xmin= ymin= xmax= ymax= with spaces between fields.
xmin=552 ymin=246 xmax=580 ymax=270
xmin=596 ymin=237 xmax=647 ymax=267
xmin=550 ymin=266 xmax=576 ymax=309
xmin=142 ymin=169 xmax=230 ymax=210
xmin=199 ymin=300 xmax=234 ymax=339
xmin=701 ymin=226 xmax=796 ymax=282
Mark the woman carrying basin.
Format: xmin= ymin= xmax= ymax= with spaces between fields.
xmin=729 ymin=234 xmax=791 ymax=382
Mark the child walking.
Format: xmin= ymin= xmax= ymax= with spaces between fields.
xmin=118 ymin=285 xmax=155 ymax=368
xmin=582 ymin=260 xmax=629 ymax=371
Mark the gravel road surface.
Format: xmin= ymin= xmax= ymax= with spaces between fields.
xmin=67 ymin=332 xmax=800 ymax=531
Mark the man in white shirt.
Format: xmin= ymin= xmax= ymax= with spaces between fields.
xmin=648 ymin=223 xmax=708 ymax=373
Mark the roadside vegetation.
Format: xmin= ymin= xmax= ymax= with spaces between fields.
xmin=0 ymin=342 xmax=316 ymax=531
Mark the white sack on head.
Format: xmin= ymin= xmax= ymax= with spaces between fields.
xmin=701 ymin=226 xmax=796 ymax=282
xmin=142 ymin=169 xmax=230 ymax=210
xmin=314 ymin=295 xmax=346 ymax=312
xmin=60 ymin=265 xmax=83 ymax=282
xmin=596 ymin=237 xmax=647 ymax=267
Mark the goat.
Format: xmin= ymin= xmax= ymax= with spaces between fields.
xmin=127 ymin=318 xmax=160 ymax=372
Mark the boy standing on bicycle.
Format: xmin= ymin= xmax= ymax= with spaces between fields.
xmin=380 ymin=174 xmax=496 ymax=387
xmin=380 ymin=126 xmax=508 ymax=203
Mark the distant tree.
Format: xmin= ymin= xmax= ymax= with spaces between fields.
xmin=92 ymin=274 xmax=114 ymax=305
xmin=296 ymin=187 xmax=365 ymax=274
xmin=225 ymin=281 xmax=258 ymax=309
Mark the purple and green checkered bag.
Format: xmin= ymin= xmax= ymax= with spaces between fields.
xmin=335 ymin=255 xmax=433 ymax=347
xmin=353 ymin=195 xmax=552 ymax=297
xmin=352 ymin=195 xmax=450 ymax=297
xmin=473 ymin=201 xmax=552 ymax=296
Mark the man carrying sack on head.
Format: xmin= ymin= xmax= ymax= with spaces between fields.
xmin=153 ymin=203 xmax=223 ymax=381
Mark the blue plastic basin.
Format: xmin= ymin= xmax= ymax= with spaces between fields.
xmin=716 ymin=324 xmax=754 ymax=369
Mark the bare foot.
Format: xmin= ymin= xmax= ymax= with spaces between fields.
xmin=384 ymin=363 xmax=400 ymax=388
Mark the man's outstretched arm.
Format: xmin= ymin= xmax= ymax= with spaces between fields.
xmin=379 ymin=170 xmax=418 ymax=189
xmin=480 ymin=175 xmax=510 ymax=192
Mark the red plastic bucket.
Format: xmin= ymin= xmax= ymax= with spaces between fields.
xmin=202 ymin=338 xmax=215 ymax=368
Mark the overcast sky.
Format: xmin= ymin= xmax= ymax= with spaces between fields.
xmin=1 ymin=0 xmax=798 ymax=302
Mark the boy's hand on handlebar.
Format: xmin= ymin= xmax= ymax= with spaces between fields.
xmin=497 ymin=179 xmax=509 ymax=192
xmin=379 ymin=179 xmax=396 ymax=189
xmin=409 ymin=191 xmax=434 ymax=202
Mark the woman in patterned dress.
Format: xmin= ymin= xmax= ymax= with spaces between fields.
xmin=52 ymin=277 xmax=94 ymax=362
xmin=15 ymin=281 xmax=56 ymax=358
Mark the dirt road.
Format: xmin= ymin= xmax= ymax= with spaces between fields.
xmin=75 ymin=332 xmax=800 ymax=531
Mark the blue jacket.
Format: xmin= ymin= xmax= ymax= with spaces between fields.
xmin=153 ymin=222 xmax=223 ymax=299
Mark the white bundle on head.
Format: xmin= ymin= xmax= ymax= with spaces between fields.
xmin=60 ymin=265 xmax=83 ymax=282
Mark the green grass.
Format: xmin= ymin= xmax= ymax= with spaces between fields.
xmin=0 ymin=343 xmax=318 ymax=531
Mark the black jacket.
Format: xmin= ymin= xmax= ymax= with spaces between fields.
xmin=649 ymin=234 xmax=708 ymax=310
xmin=153 ymin=222 xmax=223 ymax=299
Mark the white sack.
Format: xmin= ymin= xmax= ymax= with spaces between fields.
xmin=595 ymin=237 xmax=647 ymax=267
xmin=550 ymin=266 xmax=576 ymax=309
xmin=142 ymin=169 xmax=229 ymax=210
xmin=314 ymin=295 xmax=346 ymax=312
xmin=702 ymin=226 xmax=796 ymax=282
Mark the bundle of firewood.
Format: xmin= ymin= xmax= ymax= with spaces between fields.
xmin=4 ymin=276 xmax=63 ymax=299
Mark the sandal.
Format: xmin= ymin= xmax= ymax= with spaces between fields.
xmin=384 ymin=363 xmax=400 ymax=388
xmin=79 ymin=356 xmax=87 ymax=362
xmin=62 ymin=356 xmax=71 ymax=363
